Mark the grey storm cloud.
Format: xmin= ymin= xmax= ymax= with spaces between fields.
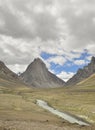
xmin=64 ymin=5 xmax=95 ymax=43
xmin=0 ymin=0 xmax=62 ymax=40
xmin=0 ymin=0 xmax=95 ymax=44
xmin=0 ymin=44 xmax=29 ymax=65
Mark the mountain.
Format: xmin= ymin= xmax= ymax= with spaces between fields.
xmin=20 ymin=58 xmax=65 ymax=88
xmin=77 ymin=73 xmax=95 ymax=87
xmin=0 ymin=61 xmax=27 ymax=88
xmin=66 ymin=56 xmax=95 ymax=86
xmin=0 ymin=61 xmax=18 ymax=80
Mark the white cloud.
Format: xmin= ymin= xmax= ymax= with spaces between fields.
xmin=86 ymin=43 xmax=95 ymax=55
xmin=0 ymin=18 xmax=5 ymax=27
xmin=57 ymin=71 xmax=75 ymax=82
xmin=0 ymin=35 xmax=41 ymax=65
xmin=0 ymin=0 xmax=95 ymax=77
xmin=86 ymin=56 xmax=92 ymax=61
xmin=8 ymin=64 xmax=27 ymax=74
xmin=74 ymin=60 xmax=86 ymax=66
xmin=47 ymin=56 xmax=66 ymax=66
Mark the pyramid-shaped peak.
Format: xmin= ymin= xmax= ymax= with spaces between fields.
xmin=31 ymin=58 xmax=46 ymax=67
xmin=26 ymin=58 xmax=46 ymax=71
xmin=20 ymin=57 xmax=65 ymax=88
xmin=34 ymin=58 xmax=44 ymax=63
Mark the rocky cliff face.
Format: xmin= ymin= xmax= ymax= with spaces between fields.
xmin=66 ymin=57 xmax=95 ymax=86
xmin=0 ymin=61 xmax=18 ymax=80
xmin=20 ymin=58 xmax=65 ymax=88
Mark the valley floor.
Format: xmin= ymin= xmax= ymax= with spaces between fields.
xmin=0 ymin=82 xmax=95 ymax=130
xmin=0 ymin=120 xmax=94 ymax=130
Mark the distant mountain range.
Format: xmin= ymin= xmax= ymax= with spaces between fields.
xmin=0 ymin=56 xmax=95 ymax=88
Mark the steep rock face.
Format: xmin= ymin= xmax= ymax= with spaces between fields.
xmin=0 ymin=61 xmax=18 ymax=80
xmin=20 ymin=58 xmax=65 ymax=88
xmin=66 ymin=57 xmax=95 ymax=86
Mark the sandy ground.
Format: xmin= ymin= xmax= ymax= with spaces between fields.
xmin=0 ymin=120 xmax=94 ymax=130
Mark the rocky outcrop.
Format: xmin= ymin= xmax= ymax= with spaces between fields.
xmin=20 ymin=58 xmax=65 ymax=88
xmin=66 ymin=57 xmax=95 ymax=86
xmin=0 ymin=61 xmax=18 ymax=80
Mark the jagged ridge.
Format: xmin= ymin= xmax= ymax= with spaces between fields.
xmin=0 ymin=61 xmax=18 ymax=80
xmin=66 ymin=56 xmax=95 ymax=86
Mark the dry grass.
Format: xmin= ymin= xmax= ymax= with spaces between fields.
xmin=0 ymin=77 xmax=95 ymax=129
xmin=0 ymin=120 xmax=94 ymax=130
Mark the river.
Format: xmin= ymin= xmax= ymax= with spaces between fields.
xmin=36 ymin=99 xmax=90 ymax=126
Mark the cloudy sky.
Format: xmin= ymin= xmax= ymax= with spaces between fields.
xmin=0 ymin=0 xmax=95 ymax=81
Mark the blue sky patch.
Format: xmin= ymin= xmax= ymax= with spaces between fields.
xmin=41 ymin=51 xmax=91 ymax=75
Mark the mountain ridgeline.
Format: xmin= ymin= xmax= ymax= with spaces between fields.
xmin=0 ymin=56 xmax=95 ymax=88
xmin=66 ymin=56 xmax=95 ymax=86
xmin=0 ymin=61 xmax=18 ymax=80
xmin=20 ymin=58 xmax=65 ymax=88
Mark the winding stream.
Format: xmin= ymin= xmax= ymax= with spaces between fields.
xmin=36 ymin=100 xmax=90 ymax=126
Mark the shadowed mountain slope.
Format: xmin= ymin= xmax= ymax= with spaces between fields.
xmin=0 ymin=61 xmax=18 ymax=80
xmin=66 ymin=56 xmax=95 ymax=86
xmin=77 ymin=73 xmax=95 ymax=87
xmin=20 ymin=58 xmax=65 ymax=88
xmin=0 ymin=61 xmax=27 ymax=88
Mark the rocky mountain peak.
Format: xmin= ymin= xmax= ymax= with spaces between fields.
xmin=26 ymin=58 xmax=46 ymax=72
xmin=34 ymin=58 xmax=43 ymax=63
xmin=0 ymin=61 xmax=7 ymax=74
xmin=20 ymin=58 xmax=65 ymax=88
xmin=0 ymin=61 xmax=5 ymax=68
xmin=32 ymin=58 xmax=45 ymax=67
xmin=0 ymin=60 xmax=19 ymax=80
xmin=66 ymin=56 xmax=95 ymax=86
xmin=91 ymin=56 xmax=95 ymax=64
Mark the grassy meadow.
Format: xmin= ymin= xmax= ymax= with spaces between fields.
xmin=0 ymin=77 xmax=95 ymax=130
